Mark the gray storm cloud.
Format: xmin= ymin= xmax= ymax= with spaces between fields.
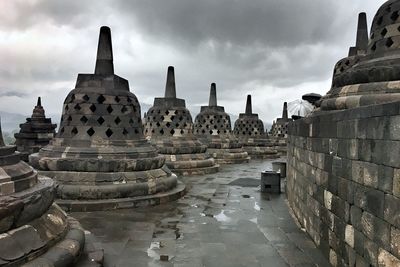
xmin=0 ymin=0 xmax=387 ymax=127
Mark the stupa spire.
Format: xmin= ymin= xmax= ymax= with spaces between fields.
xmin=355 ymin=12 xmax=368 ymax=52
xmin=209 ymin=83 xmax=217 ymax=106
xmin=164 ymin=66 xmax=176 ymax=98
xmin=0 ymin=117 xmax=4 ymax=146
xmin=94 ymin=26 xmax=114 ymax=75
xmin=282 ymin=102 xmax=288 ymax=120
xmin=245 ymin=95 xmax=252 ymax=114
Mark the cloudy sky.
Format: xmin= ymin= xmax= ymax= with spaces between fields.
xmin=0 ymin=0 xmax=387 ymax=125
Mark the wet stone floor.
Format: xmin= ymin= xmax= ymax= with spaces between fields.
xmin=73 ymin=159 xmax=330 ymax=267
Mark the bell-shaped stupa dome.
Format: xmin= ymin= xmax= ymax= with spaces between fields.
xmin=30 ymin=27 xmax=183 ymax=211
xmin=194 ymin=83 xmax=249 ymax=163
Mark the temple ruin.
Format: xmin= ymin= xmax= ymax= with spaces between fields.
xmin=143 ymin=67 xmax=219 ymax=175
xmin=194 ymin=83 xmax=249 ymax=164
xmin=30 ymin=27 xmax=184 ymax=212
xmin=14 ymin=97 xmax=57 ymax=162
xmin=233 ymin=95 xmax=279 ymax=159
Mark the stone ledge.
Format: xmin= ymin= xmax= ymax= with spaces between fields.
xmin=168 ymin=164 xmax=220 ymax=176
xmin=56 ymin=181 xmax=186 ymax=212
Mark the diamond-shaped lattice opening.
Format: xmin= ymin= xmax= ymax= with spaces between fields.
xmin=83 ymin=95 xmax=90 ymax=101
xmin=345 ymin=60 xmax=350 ymax=66
xmin=115 ymin=117 xmax=121 ymax=125
xmin=121 ymin=106 xmax=128 ymax=113
xmin=65 ymin=105 xmax=69 ymax=111
xmin=87 ymin=127 xmax=95 ymax=136
xmin=122 ymin=128 xmax=129 ymax=135
xmin=386 ymin=5 xmax=392 ymax=13
xmin=209 ymin=130 xmax=213 ymax=134
xmin=160 ymin=129 xmax=164 ymax=135
xmin=70 ymin=94 xmax=75 ymax=103
xmin=175 ymin=123 xmax=180 ymax=127
xmin=217 ymin=130 xmax=220 ymax=134
xmin=97 ymin=95 xmax=106 ymax=104
xmin=391 ymin=11 xmax=399 ymax=21
xmin=381 ymin=28 xmax=388 ymax=37
xmin=127 ymin=97 xmax=132 ymax=103
xmin=129 ymin=118 xmax=134 ymax=125
xmin=74 ymin=104 xmax=81 ymax=111
xmin=97 ymin=117 xmax=105 ymax=125
xmin=134 ymin=129 xmax=140 ymax=134
xmin=371 ymin=43 xmax=377 ymax=51
xmin=105 ymin=128 xmax=113 ymax=137
xmin=166 ymin=122 xmax=171 ymax=127
xmin=115 ymin=96 xmax=120 ymax=103
xmin=156 ymin=122 xmax=161 ymax=127
xmin=89 ymin=104 xmax=97 ymax=112
xmin=80 ymin=116 xmax=88 ymax=124
xmin=165 ymin=110 xmax=170 ymax=115
xmin=60 ymin=127 xmax=65 ymax=134
xmin=71 ymin=127 xmax=78 ymax=135
xmin=67 ymin=116 xmax=73 ymax=122
xmin=386 ymin=38 xmax=394 ymax=47
xmin=107 ymin=105 xmax=114 ymax=114
xmin=202 ymin=129 xmax=206 ymax=134
xmin=180 ymin=130 xmax=184 ymax=134
xmin=170 ymin=129 xmax=175 ymax=135
xmin=160 ymin=116 xmax=165 ymax=121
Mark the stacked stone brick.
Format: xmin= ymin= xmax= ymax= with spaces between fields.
xmin=30 ymin=27 xmax=183 ymax=211
xmin=144 ymin=67 xmax=219 ymax=175
xmin=0 ymin=119 xmax=85 ymax=265
xmin=233 ymin=95 xmax=278 ymax=159
xmin=14 ymin=97 xmax=57 ymax=162
xmin=287 ymin=3 xmax=400 ymax=266
xmin=194 ymin=83 xmax=249 ymax=164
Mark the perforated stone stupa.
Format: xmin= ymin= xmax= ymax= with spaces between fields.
xmin=319 ymin=6 xmax=400 ymax=110
xmin=269 ymin=102 xmax=292 ymax=155
xmin=14 ymin=97 xmax=57 ymax=162
xmin=30 ymin=27 xmax=183 ymax=211
xmin=0 ymin=120 xmax=85 ymax=266
xmin=233 ymin=95 xmax=278 ymax=159
xmin=194 ymin=83 xmax=249 ymax=164
xmin=143 ymin=67 xmax=219 ymax=175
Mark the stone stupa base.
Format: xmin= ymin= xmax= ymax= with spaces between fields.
xmin=208 ymin=148 xmax=250 ymax=164
xmin=55 ymin=181 xmax=186 ymax=212
xmin=242 ymin=146 xmax=279 ymax=159
xmin=164 ymin=154 xmax=220 ymax=176
xmin=35 ymin=168 xmax=185 ymax=212
xmin=0 ymin=176 xmax=87 ymax=266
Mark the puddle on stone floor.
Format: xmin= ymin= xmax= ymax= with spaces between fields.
xmin=214 ymin=210 xmax=232 ymax=223
xmin=254 ymin=202 xmax=261 ymax=211
xmin=147 ymin=241 xmax=160 ymax=259
xmin=249 ymin=217 xmax=258 ymax=224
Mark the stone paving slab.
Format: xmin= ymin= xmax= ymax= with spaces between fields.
xmin=73 ymin=159 xmax=331 ymax=267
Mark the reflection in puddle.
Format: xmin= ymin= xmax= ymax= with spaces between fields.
xmin=214 ymin=210 xmax=232 ymax=223
xmin=254 ymin=202 xmax=261 ymax=211
xmin=147 ymin=241 xmax=160 ymax=259
xmin=250 ymin=217 xmax=258 ymax=224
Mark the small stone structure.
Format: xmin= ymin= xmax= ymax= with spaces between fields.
xmin=144 ymin=67 xmax=219 ymax=175
xmin=261 ymin=171 xmax=280 ymax=193
xmin=287 ymin=5 xmax=400 ymax=266
xmin=269 ymin=102 xmax=292 ymax=156
xmin=0 ymin=120 xmax=85 ymax=266
xmin=14 ymin=97 xmax=57 ymax=161
xmin=233 ymin=95 xmax=278 ymax=159
xmin=193 ymin=83 xmax=249 ymax=164
xmin=30 ymin=26 xmax=184 ymax=211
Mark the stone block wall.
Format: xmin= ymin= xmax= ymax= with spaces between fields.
xmin=287 ymin=101 xmax=400 ymax=267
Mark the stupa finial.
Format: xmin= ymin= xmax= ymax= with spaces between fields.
xmin=164 ymin=66 xmax=176 ymax=98
xmin=356 ymin=12 xmax=368 ymax=52
xmin=282 ymin=102 xmax=288 ymax=120
xmin=37 ymin=96 xmax=42 ymax=107
xmin=94 ymin=26 xmax=114 ymax=75
xmin=245 ymin=95 xmax=252 ymax=114
xmin=209 ymin=83 xmax=217 ymax=106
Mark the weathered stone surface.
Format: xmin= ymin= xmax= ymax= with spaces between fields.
xmin=193 ymin=83 xmax=250 ymax=164
xmin=143 ymin=67 xmax=219 ymax=175
xmin=233 ymin=95 xmax=279 ymax=159
xmin=30 ymin=27 xmax=180 ymax=209
xmin=14 ymin=97 xmax=57 ymax=162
